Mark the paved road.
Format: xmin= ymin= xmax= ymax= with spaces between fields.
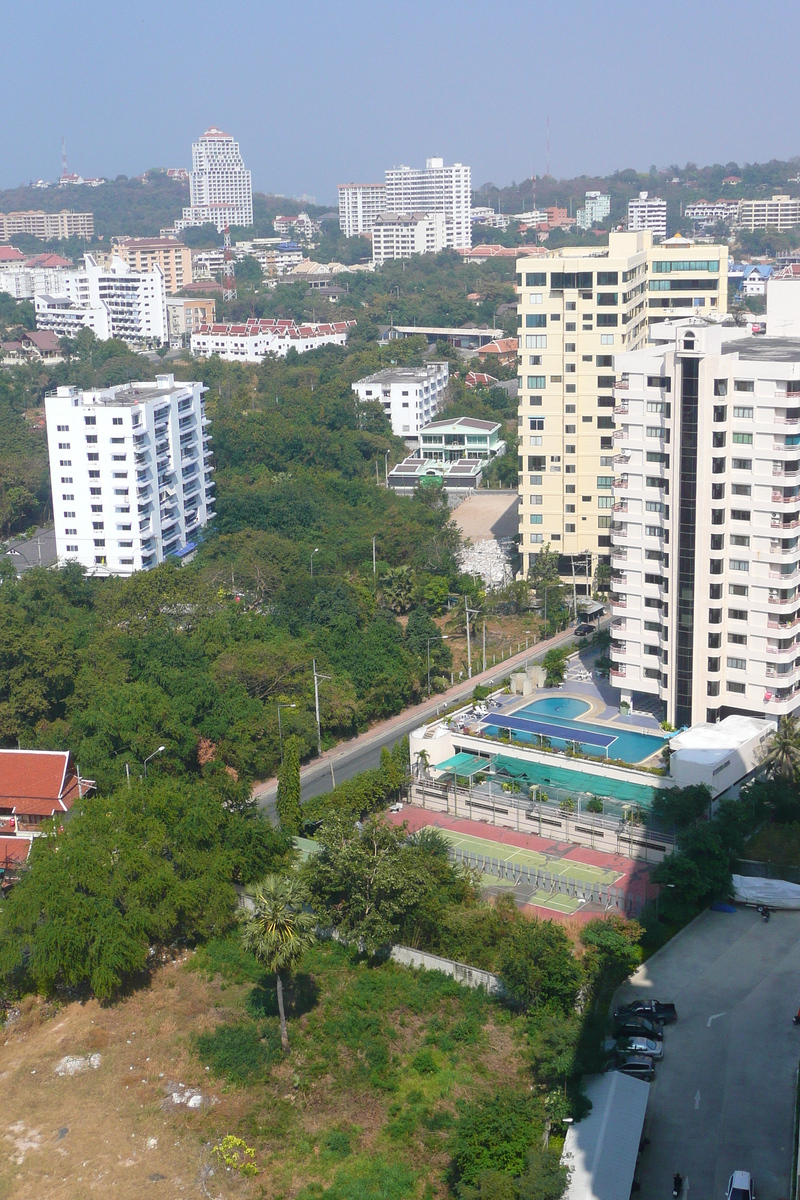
xmin=615 ymin=907 xmax=800 ymax=1200
xmin=253 ymin=621 xmax=603 ymax=815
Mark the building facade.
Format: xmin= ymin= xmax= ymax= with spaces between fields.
xmin=190 ymin=318 xmax=355 ymax=361
xmin=576 ymin=191 xmax=610 ymax=231
xmin=684 ymin=200 xmax=740 ymax=228
xmin=116 ymin=237 xmax=192 ymax=294
xmin=352 ymin=362 xmax=449 ymax=437
xmin=34 ymin=254 xmax=168 ymax=344
xmin=419 ymin=415 xmax=505 ymax=462
xmin=738 ymin=194 xmax=800 ymax=232
xmin=338 ymin=183 xmax=387 ymax=237
xmin=0 ymin=209 xmax=94 ymax=241
xmin=516 ymin=233 xmax=729 ymax=589
xmin=608 ymin=321 xmax=800 ymax=726
xmin=173 ymin=127 xmax=253 ymax=232
xmin=166 ymin=296 xmax=216 ymax=345
xmin=44 ymin=374 xmax=214 ymax=576
xmin=627 ymin=192 xmax=667 ymax=239
xmin=384 ymin=158 xmax=471 ymax=249
xmin=371 ymin=211 xmax=447 ymax=264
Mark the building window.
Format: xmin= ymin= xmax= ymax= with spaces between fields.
xmin=728 ymin=633 xmax=747 ymax=645
xmin=527 ymin=375 xmax=546 ymax=389
xmin=734 ymin=380 xmax=754 ymax=392
xmin=598 ymin=496 xmax=613 ymax=508
xmin=528 ymin=293 xmax=543 ymax=304
xmin=112 ymin=417 xmax=123 ymax=426
xmin=597 ymin=314 xmax=618 ymax=327
xmin=526 ymin=272 xmax=546 ymax=286
xmin=731 ymin=484 xmax=751 ymax=496
xmin=726 ymin=681 xmax=746 ymax=694
xmin=531 ymin=533 xmax=544 ymax=544
xmin=645 ymin=501 xmax=664 ymax=513
xmin=526 ymin=335 xmax=547 ymax=349
xmin=84 ymin=415 xmax=96 ymax=425
xmin=733 ymin=406 xmax=753 ymax=418
xmin=730 ymin=509 xmax=751 ymax=521
xmin=597 ymin=476 xmax=614 ymax=489
xmin=730 ymin=535 xmax=750 ymax=547
xmin=732 ymin=432 xmax=753 ymax=444
xmin=565 ymin=523 xmax=576 ymax=532
xmin=729 ymin=560 xmax=749 ymax=572
xmin=526 ymin=314 xmax=547 ymax=328
xmin=728 ymin=608 xmax=748 ymax=620
xmin=598 ymin=515 xmax=612 ymax=528
xmin=600 ymin=334 xmax=614 ymax=345
xmin=531 ymin=514 xmax=543 ymax=524
xmin=729 ymin=584 xmax=748 ymax=596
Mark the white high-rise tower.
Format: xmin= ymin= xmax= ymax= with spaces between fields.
xmin=174 ymin=127 xmax=253 ymax=233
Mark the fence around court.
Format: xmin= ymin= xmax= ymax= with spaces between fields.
xmin=446 ymin=845 xmax=645 ymax=918
xmin=409 ymin=781 xmax=675 ymax=863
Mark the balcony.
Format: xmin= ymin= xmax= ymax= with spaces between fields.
xmin=614 ymin=379 xmax=629 ymax=391
xmin=773 ymin=467 xmax=800 ymax=479
xmin=770 ymin=567 xmax=800 ymax=580
xmin=613 ymin=429 xmax=626 ymax=441
xmin=610 ymin=666 xmax=627 ymax=678
xmin=613 ymin=451 xmax=631 ymax=465
xmin=612 ymin=500 xmax=628 ymax=513
xmin=613 ymin=477 xmax=628 ymax=489
xmin=614 ymin=403 xmax=629 ymax=415
xmin=766 ymin=665 xmax=800 ymax=679
xmin=611 ymin=549 xmax=628 ymax=563
xmin=768 ymin=615 xmax=800 ymax=629
xmin=772 ymin=491 xmax=800 ymax=504
xmin=768 ymin=592 xmax=799 ymax=607
xmin=610 ymin=595 xmax=627 ymax=609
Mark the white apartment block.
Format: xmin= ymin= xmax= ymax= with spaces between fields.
xmin=471 ymin=207 xmax=511 ymax=230
xmin=684 ymin=200 xmax=739 ymax=228
xmin=608 ymin=320 xmax=800 ymax=727
xmin=371 ymin=212 xmax=447 ymax=265
xmin=190 ymin=318 xmax=355 ymax=362
xmin=0 ymin=209 xmax=94 ymax=241
xmin=0 ymin=262 xmax=72 ymax=299
xmin=516 ymin=232 xmax=728 ymax=590
xmin=273 ymin=212 xmax=319 ymax=241
xmin=173 ymin=127 xmax=253 ymax=233
xmin=338 ymin=183 xmax=387 ymax=237
xmin=34 ymin=254 xmax=168 ymax=344
xmin=384 ymin=158 xmax=471 ymax=249
xmin=44 ymin=373 xmax=214 ymax=577
xmin=737 ymin=194 xmax=800 ymax=232
xmin=627 ymin=192 xmax=667 ymax=239
xmin=352 ymin=363 xmax=449 ymax=437
xmin=576 ymin=191 xmax=611 ymax=231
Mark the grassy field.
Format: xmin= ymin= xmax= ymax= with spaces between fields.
xmin=0 ymin=938 xmax=527 ymax=1199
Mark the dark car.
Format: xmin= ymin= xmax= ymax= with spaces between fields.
xmin=575 ymin=623 xmax=596 ymax=636
xmin=605 ymin=1054 xmax=655 ymax=1082
xmin=615 ymin=999 xmax=677 ymax=1024
xmin=613 ymin=1015 xmax=664 ymax=1039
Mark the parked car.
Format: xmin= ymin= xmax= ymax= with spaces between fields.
xmin=615 ymin=1000 xmax=677 ymax=1024
xmin=726 ymin=1172 xmax=755 ymax=1200
xmin=614 ymin=1035 xmax=663 ymax=1060
xmin=575 ymin=623 xmax=596 ymax=636
xmin=613 ymin=1015 xmax=664 ymax=1039
xmin=606 ymin=1054 xmax=655 ymax=1082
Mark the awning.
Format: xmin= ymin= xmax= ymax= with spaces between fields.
xmin=561 ymin=1072 xmax=650 ymax=1200
xmin=433 ymin=753 xmax=491 ymax=777
xmin=491 ymin=754 xmax=539 ymax=782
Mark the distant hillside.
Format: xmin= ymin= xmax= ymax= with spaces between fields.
xmin=475 ymin=156 xmax=800 ymax=234
xmin=0 ymin=173 xmax=334 ymax=241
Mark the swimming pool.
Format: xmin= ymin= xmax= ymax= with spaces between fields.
xmin=484 ymin=699 xmax=668 ymax=765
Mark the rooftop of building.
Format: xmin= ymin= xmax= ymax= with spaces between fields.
xmin=669 ymin=714 xmax=774 ymax=766
xmin=721 ymin=336 xmax=800 ymax=362
xmin=354 ymin=363 xmax=449 ymax=385
xmin=421 ymin=416 xmax=499 ymax=432
xmin=119 ymin=236 xmax=187 ymax=249
xmin=0 ymin=748 xmax=85 ymax=812
xmin=47 ymin=375 xmax=199 ymax=407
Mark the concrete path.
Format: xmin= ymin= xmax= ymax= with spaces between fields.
xmin=615 ymin=907 xmax=800 ymax=1200
xmin=252 ymin=621 xmax=605 ymax=815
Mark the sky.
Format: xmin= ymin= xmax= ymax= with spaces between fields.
xmin=2 ymin=0 xmax=800 ymax=203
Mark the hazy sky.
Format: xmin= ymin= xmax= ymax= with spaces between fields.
xmin=2 ymin=0 xmax=799 ymax=202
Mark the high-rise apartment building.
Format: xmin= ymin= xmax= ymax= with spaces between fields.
xmin=116 ymin=237 xmax=192 ymax=294
xmin=384 ymin=158 xmax=471 ymax=249
xmin=338 ymin=183 xmax=387 ymax=237
xmin=34 ymin=253 xmax=167 ymax=344
xmin=44 ymin=373 xmax=214 ymax=577
xmin=371 ymin=212 xmax=447 ymax=265
xmin=0 ymin=210 xmax=94 ymax=241
xmin=173 ymin=128 xmax=252 ymax=233
xmin=516 ymin=233 xmax=729 ymax=589
xmin=608 ymin=321 xmax=800 ymax=727
xmin=737 ymin=194 xmax=800 ymax=232
xmin=627 ymin=192 xmax=667 ymax=239
xmin=576 ymin=191 xmax=610 ymax=231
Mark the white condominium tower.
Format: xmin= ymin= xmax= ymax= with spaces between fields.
xmin=176 ymin=127 xmax=253 ymax=232
xmin=45 ymin=374 xmax=214 ymax=577
xmin=384 ymin=158 xmax=472 ymax=249
xmin=609 ymin=321 xmax=800 ymax=727
xmin=516 ymin=232 xmax=728 ymax=591
xmin=627 ymin=191 xmax=667 ymax=240
xmin=338 ymin=183 xmax=386 ymax=237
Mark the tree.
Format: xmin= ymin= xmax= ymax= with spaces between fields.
xmin=276 ymin=735 xmax=302 ymax=834
xmin=498 ymin=918 xmax=581 ymax=1015
xmin=764 ymin=715 xmax=800 ymax=782
xmin=650 ymin=783 xmax=712 ymax=830
xmin=542 ymin=647 xmax=570 ymax=687
xmin=241 ymin=873 xmax=316 ymax=1054
xmin=381 ymin=566 xmax=415 ymax=614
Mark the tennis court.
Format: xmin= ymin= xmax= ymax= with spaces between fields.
xmin=429 ymin=826 xmax=622 ymax=884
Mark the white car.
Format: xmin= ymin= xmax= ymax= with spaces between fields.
xmin=726 ymin=1172 xmax=755 ymax=1200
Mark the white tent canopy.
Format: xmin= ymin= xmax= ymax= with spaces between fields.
xmin=732 ymin=874 xmax=800 ymax=910
xmin=561 ymin=1072 xmax=649 ymax=1200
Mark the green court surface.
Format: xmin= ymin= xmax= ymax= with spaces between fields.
xmin=428 ymin=827 xmax=622 ymax=887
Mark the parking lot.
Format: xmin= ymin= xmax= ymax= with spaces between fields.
xmin=615 ymin=907 xmax=800 ymax=1200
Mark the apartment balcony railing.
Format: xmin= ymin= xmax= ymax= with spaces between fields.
xmin=613 ymin=429 xmax=626 ymax=441
xmin=610 ymin=597 xmax=627 ymax=609
xmin=770 ymin=567 xmax=800 ymax=580
xmin=772 ymin=491 xmax=800 ymax=504
xmin=773 ymin=467 xmax=800 ymax=479
xmin=612 ymin=501 xmax=628 ymax=512
xmin=610 ymin=666 xmax=627 ymax=677
xmin=768 ymin=593 xmax=799 ymax=607
xmin=766 ymin=642 xmax=797 ymax=655
xmin=614 ymin=380 xmax=629 ymax=391
xmin=772 ymin=517 xmax=800 ymax=530
xmin=614 ymin=403 xmax=629 ymax=415
xmin=614 ymin=477 xmax=628 ymax=488
xmin=768 ymin=615 xmax=800 ymax=629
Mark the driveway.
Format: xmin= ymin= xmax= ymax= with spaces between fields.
xmin=615 ymin=908 xmax=800 ymax=1200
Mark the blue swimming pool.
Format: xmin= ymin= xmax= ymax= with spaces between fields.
xmin=485 ymin=699 xmax=668 ymax=765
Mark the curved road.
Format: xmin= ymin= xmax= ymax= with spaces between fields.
xmin=253 ymin=621 xmax=607 ymax=817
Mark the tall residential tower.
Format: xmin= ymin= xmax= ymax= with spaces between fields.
xmin=174 ymin=127 xmax=252 ymax=233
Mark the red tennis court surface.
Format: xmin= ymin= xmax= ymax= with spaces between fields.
xmin=387 ymin=804 xmax=654 ymax=925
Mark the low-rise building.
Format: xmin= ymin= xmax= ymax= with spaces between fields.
xmin=352 ymin=362 xmax=449 ymax=437
xmin=371 ymin=211 xmax=447 ymax=264
xmin=166 ymin=296 xmax=216 ymax=345
xmin=273 ymin=212 xmax=319 ymax=240
xmin=475 ymin=336 xmax=519 ymax=364
xmin=116 ymin=237 xmax=192 ymax=294
xmin=190 ymin=318 xmax=355 ymax=361
xmin=385 ymin=323 xmax=502 ymax=349
xmin=684 ymin=199 xmax=740 ymax=228
xmin=739 ymin=264 xmax=772 ymax=296
xmin=576 ymin=191 xmax=610 ymax=231
xmin=418 ymin=415 xmax=506 ymax=462
xmin=388 ymin=456 xmax=484 ymax=494
xmin=738 ymin=194 xmax=800 ymax=232
xmin=0 ymin=209 xmax=94 ymax=241
xmin=0 ymin=749 xmax=92 ymax=837
xmin=45 ymin=373 xmax=214 ymax=575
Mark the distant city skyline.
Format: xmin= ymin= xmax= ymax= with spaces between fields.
xmin=2 ymin=1 xmax=800 ymax=204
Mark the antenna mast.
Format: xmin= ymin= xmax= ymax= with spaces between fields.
xmin=546 ymin=115 xmax=550 ymax=177
xmin=61 ymin=136 xmax=67 ymax=180
xmin=222 ymin=222 xmax=236 ymax=303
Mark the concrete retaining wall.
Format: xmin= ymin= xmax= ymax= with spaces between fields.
xmin=389 ymin=945 xmax=504 ymax=994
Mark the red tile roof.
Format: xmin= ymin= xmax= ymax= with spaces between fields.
xmin=0 ymin=246 xmax=25 ymax=263
xmin=0 ymin=750 xmax=88 ymax=817
xmin=0 ymin=837 xmax=33 ymax=866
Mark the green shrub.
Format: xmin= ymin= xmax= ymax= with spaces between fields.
xmin=195 ymin=1021 xmax=280 ymax=1084
xmin=411 ymin=1048 xmax=438 ymax=1074
xmin=322 ymin=1129 xmax=353 ymax=1159
xmin=449 ymin=1090 xmax=542 ymax=1188
xmin=295 ymin=1157 xmax=417 ymax=1200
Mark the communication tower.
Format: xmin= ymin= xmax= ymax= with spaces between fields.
xmin=222 ymin=223 xmax=237 ymax=303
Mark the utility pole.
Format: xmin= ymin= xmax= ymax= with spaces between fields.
xmin=372 ymin=535 xmax=377 ymax=576
xmin=482 ymin=620 xmax=487 ymax=673
xmin=312 ymin=659 xmax=331 ymax=756
xmin=464 ymin=595 xmax=480 ymax=678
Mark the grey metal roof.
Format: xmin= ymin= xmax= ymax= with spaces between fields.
xmin=721 ymin=337 xmax=800 ymax=362
xmin=561 ymin=1072 xmax=649 ymax=1200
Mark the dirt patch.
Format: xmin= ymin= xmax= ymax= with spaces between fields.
xmin=453 ymin=491 xmax=519 ymax=542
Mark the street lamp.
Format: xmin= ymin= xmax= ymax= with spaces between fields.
xmin=310 ymin=547 xmax=319 ymax=578
xmin=277 ymin=703 xmax=297 ymax=763
xmin=427 ymin=634 xmax=450 ymax=697
xmin=312 ymin=659 xmax=331 ymax=756
xmin=143 ymin=745 xmax=165 ymax=778
xmin=384 ymin=449 xmax=390 ymax=486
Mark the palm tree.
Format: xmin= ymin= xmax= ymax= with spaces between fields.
xmin=415 ymin=748 xmax=431 ymax=778
xmin=242 ymin=874 xmax=316 ymax=1055
xmin=381 ymin=566 xmax=414 ymax=614
xmin=764 ymin=715 xmax=800 ymax=781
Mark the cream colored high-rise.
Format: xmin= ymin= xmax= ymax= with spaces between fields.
xmin=516 ymin=231 xmax=729 ymax=588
